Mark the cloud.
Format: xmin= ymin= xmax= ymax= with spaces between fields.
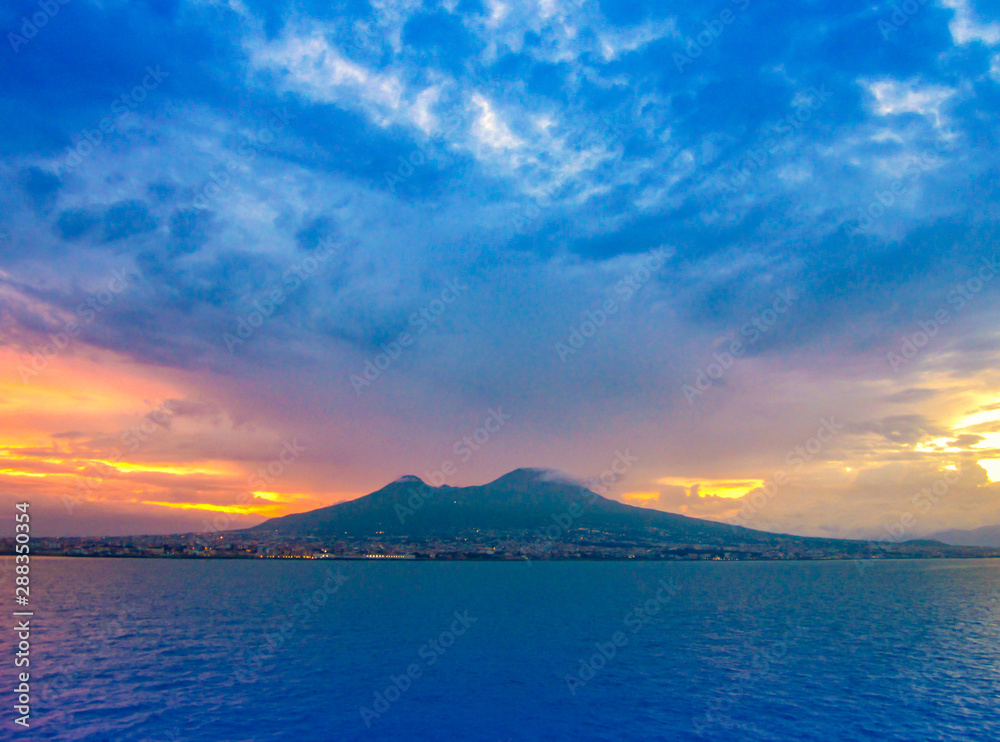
xmin=862 ymin=77 xmax=957 ymax=129
xmin=885 ymin=388 xmax=938 ymax=403
xmin=1 ymin=0 xmax=999 ymax=537
xmin=940 ymin=0 xmax=1000 ymax=46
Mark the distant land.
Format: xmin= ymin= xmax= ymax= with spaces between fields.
xmin=7 ymin=468 xmax=999 ymax=561
xmin=929 ymin=525 xmax=1000 ymax=548
xmin=244 ymin=468 xmax=996 ymax=559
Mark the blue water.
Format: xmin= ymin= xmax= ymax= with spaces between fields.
xmin=7 ymin=557 xmax=1000 ymax=741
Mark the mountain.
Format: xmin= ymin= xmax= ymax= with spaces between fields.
xmin=928 ymin=525 xmax=1000 ymax=548
xmin=249 ymin=468 xmax=861 ymax=550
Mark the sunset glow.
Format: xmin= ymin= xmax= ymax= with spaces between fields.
xmin=1 ymin=0 xmax=997 ymax=543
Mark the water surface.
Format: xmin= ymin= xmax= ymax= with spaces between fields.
xmin=11 ymin=557 xmax=1000 ymax=741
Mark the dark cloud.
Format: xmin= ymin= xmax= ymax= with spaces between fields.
xmin=166 ymin=208 xmax=211 ymax=255
xmin=949 ymin=434 xmax=986 ymax=448
xmin=18 ymin=166 xmax=61 ymax=211
xmin=164 ymin=399 xmax=222 ymax=419
xmin=102 ymin=200 xmax=158 ymax=242
xmin=56 ymin=208 xmax=101 ymax=240
xmin=885 ymin=388 xmax=938 ymax=404
xmin=856 ymin=415 xmax=948 ymax=445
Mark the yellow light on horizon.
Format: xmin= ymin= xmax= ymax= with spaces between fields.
xmin=915 ymin=437 xmax=962 ymax=453
xmin=0 ymin=450 xmax=71 ymax=465
xmin=956 ymin=406 xmax=1000 ymax=430
xmin=656 ymin=477 xmax=765 ymax=499
xmin=138 ymin=500 xmax=280 ymax=515
xmin=0 ymin=468 xmax=46 ymax=478
xmin=90 ymin=460 xmax=241 ymax=477
xmin=978 ymin=459 xmax=1000 ymax=482
xmin=622 ymin=491 xmax=659 ymax=501
xmin=972 ymin=432 xmax=1000 ymax=450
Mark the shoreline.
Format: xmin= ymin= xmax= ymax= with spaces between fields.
xmin=3 ymin=552 xmax=998 ymax=562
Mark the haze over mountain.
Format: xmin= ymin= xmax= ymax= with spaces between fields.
xmin=929 ymin=525 xmax=1000 ymax=548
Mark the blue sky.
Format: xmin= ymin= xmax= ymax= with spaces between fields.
xmin=2 ymin=0 xmax=1000 ymax=539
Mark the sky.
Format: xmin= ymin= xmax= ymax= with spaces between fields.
xmin=1 ymin=0 xmax=999 ymax=540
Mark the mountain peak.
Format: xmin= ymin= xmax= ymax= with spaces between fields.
xmin=490 ymin=467 xmax=565 ymax=486
xmin=250 ymin=465 xmax=759 ymax=543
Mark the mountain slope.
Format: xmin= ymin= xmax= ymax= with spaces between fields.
xmin=250 ymin=468 xmax=842 ymax=547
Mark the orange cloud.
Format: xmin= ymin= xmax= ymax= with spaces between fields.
xmin=622 ymin=491 xmax=659 ymax=501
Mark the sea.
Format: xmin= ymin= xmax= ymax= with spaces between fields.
xmin=6 ymin=557 xmax=1000 ymax=741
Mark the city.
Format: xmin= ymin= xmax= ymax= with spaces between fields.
xmin=4 ymin=527 xmax=995 ymax=562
